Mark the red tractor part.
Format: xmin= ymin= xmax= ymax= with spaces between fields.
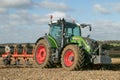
xmin=2 ymin=44 xmax=35 ymax=65
xmin=64 ymin=49 xmax=74 ymax=67
xmin=36 ymin=45 xmax=47 ymax=64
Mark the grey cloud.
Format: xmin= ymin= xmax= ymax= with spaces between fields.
xmin=111 ymin=3 xmax=120 ymax=13
xmin=93 ymin=4 xmax=110 ymax=14
xmin=36 ymin=1 xmax=71 ymax=11
xmin=0 ymin=10 xmax=69 ymax=28
xmin=0 ymin=0 xmax=33 ymax=9
xmin=0 ymin=8 xmax=8 ymax=14
xmin=93 ymin=3 xmax=120 ymax=14
xmin=90 ymin=20 xmax=120 ymax=40
xmin=0 ymin=0 xmax=72 ymax=14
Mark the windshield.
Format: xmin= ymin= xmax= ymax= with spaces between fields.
xmin=65 ymin=23 xmax=81 ymax=36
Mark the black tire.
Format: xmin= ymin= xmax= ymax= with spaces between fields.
xmin=61 ymin=44 xmax=85 ymax=71
xmin=34 ymin=39 xmax=52 ymax=68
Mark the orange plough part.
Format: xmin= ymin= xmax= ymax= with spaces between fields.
xmin=2 ymin=44 xmax=35 ymax=65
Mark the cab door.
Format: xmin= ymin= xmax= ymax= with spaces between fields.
xmin=49 ymin=24 xmax=62 ymax=46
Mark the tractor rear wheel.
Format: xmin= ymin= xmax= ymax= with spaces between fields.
xmin=34 ymin=39 xmax=52 ymax=68
xmin=61 ymin=44 xmax=85 ymax=70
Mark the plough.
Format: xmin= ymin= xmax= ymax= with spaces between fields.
xmin=2 ymin=44 xmax=35 ymax=65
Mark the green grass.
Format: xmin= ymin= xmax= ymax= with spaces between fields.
xmin=110 ymin=43 xmax=120 ymax=47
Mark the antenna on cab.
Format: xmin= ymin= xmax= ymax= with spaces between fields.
xmin=50 ymin=15 xmax=53 ymax=23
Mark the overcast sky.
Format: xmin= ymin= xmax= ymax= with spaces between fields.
xmin=0 ymin=0 xmax=120 ymax=43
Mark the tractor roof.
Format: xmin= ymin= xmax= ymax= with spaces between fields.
xmin=49 ymin=20 xmax=80 ymax=27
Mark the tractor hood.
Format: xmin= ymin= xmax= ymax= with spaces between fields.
xmin=83 ymin=37 xmax=99 ymax=52
xmin=71 ymin=36 xmax=91 ymax=53
xmin=71 ymin=36 xmax=99 ymax=54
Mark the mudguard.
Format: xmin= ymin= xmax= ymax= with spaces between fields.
xmin=35 ymin=35 xmax=58 ymax=48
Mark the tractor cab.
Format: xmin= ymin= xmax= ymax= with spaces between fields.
xmin=49 ymin=19 xmax=81 ymax=47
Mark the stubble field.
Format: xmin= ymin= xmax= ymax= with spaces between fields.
xmin=0 ymin=58 xmax=119 ymax=80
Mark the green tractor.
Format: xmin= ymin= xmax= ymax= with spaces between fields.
xmin=34 ymin=18 xmax=111 ymax=70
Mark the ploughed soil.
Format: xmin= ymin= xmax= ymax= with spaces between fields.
xmin=0 ymin=58 xmax=120 ymax=80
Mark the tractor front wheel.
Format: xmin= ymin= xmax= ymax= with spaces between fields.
xmin=61 ymin=44 xmax=85 ymax=71
xmin=34 ymin=39 xmax=52 ymax=68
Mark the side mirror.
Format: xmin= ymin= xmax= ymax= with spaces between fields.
xmin=80 ymin=24 xmax=92 ymax=31
xmin=89 ymin=25 xmax=92 ymax=31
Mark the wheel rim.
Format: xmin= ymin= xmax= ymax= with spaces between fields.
xmin=36 ymin=45 xmax=46 ymax=64
xmin=64 ymin=49 xmax=75 ymax=67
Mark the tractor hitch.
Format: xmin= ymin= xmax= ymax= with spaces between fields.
xmin=91 ymin=44 xmax=111 ymax=64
